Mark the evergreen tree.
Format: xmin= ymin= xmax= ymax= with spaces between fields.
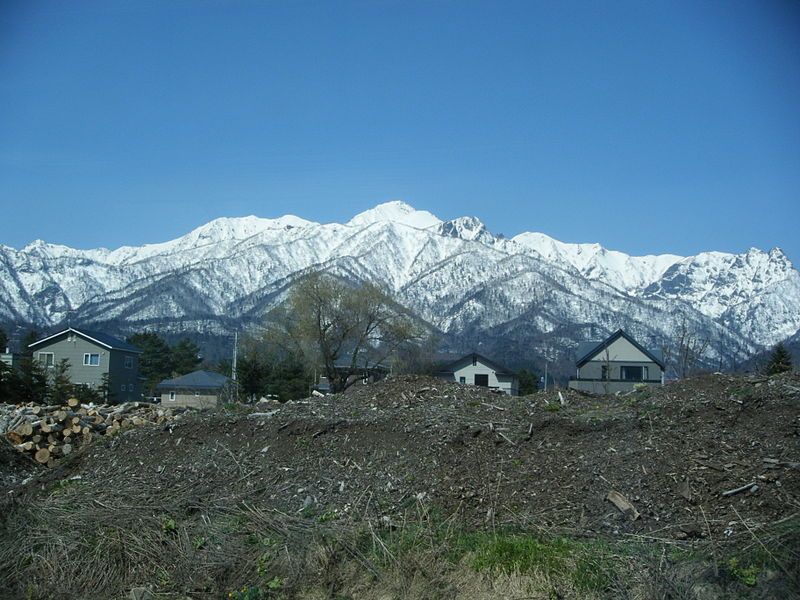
xmin=15 ymin=357 xmax=48 ymax=404
xmin=765 ymin=343 xmax=793 ymax=375
xmin=0 ymin=361 xmax=13 ymax=402
xmin=517 ymin=368 xmax=539 ymax=395
xmin=127 ymin=332 xmax=173 ymax=396
xmin=236 ymin=350 xmax=268 ymax=402
xmin=171 ymin=338 xmax=201 ymax=376
xmin=49 ymin=358 xmax=73 ymax=404
xmin=22 ymin=329 xmax=39 ymax=357
xmin=99 ymin=372 xmax=114 ymax=404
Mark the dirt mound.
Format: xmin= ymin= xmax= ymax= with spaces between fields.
xmin=0 ymin=437 xmax=39 ymax=492
xmin=1 ymin=373 xmax=798 ymax=599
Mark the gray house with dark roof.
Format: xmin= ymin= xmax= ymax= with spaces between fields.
xmin=157 ymin=370 xmax=233 ymax=409
xmin=436 ymin=353 xmax=519 ymax=396
xmin=28 ymin=327 xmax=143 ymax=402
xmin=568 ymin=329 xmax=664 ymax=394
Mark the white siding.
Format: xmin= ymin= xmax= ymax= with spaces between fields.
xmin=588 ymin=337 xmax=651 ymax=362
xmin=447 ymin=359 xmax=518 ymax=395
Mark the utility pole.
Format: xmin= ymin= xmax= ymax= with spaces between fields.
xmin=232 ymin=331 xmax=238 ymax=403
xmin=544 ymin=359 xmax=548 ymax=393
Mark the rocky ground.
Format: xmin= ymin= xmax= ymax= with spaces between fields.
xmin=1 ymin=372 xmax=798 ymax=599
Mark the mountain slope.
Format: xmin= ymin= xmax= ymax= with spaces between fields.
xmin=1 ymin=201 xmax=798 ymax=371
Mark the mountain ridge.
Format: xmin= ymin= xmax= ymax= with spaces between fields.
xmin=2 ymin=200 xmax=798 ymax=371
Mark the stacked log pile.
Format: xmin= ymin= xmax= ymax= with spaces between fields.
xmin=1 ymin=398 xmax=180 ymax=467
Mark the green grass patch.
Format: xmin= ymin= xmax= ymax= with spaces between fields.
xmin=458 ymin=532 xmax=615 ymax=591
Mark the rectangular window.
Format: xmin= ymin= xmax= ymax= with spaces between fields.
xmin=474 ymin=374 xmax=489 ymax=387
xmin=169 ymin=391 xmax=176 ymax=401
xmin=38 ymin=352 xmax=54 ymax=367
xmin=83 ymin=353 xmax=100 ymax=366
xmin=601 ymin=365 xmax=609 ymax=380
xmin=124 ymin=356 xmax=133 ymax=369
xmin=621 ymin=366 xmax=644 ymax=381
xmin=459 ymin=376 xmax=466 ymax=384
xmin=643 ymin=366 xmax=649 ymax=381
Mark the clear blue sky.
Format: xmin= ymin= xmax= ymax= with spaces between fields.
xmin=1 ymin=0 xmax=798 ymax=261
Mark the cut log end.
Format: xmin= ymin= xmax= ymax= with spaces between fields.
xmin=34 ymin=448 xmax=51 ymax=464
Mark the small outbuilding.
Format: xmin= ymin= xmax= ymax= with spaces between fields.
xmin=436 ymin=353 xmax=519 ymax=396
xmin=568 ymin=329 xmax=664 ymax=394
xmin=156 ymin=370 xmax=233 ymax=409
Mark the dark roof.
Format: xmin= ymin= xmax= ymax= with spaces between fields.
xmin=437 ymin=352 xmax=517 ymax=377
xmin=575 ymin=329 xmax=665 ymax=369
xmin=156 ymin=370 xmax=231 ymax=391
xmin=29 ymin=327 xmax=143 ymax=353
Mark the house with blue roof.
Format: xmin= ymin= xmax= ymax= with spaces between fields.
xmin=156 ymin=370 xmax=233 ymax=409
xmin=568 ymin=329 xmax=664 ymax=394
xmin=28 ymin=327 xmax=143 ymax=402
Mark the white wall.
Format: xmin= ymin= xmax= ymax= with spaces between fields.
xmin=446 ymin=358 xmax=518 ymax=395
xmin=592 ymin=337 xmax=651 ymax=362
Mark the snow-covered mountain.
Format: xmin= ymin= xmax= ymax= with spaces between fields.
xmin=2 ymin=200 xmax=798 ymax=370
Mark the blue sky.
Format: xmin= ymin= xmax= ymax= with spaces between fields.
xmin=1 ymin=0 xmax=798 ymax=261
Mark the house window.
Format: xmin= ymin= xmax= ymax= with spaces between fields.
xmin=38 ymin=352 xmax=54 ymax=367
xmin=643 ymin=366 xmax=649 ymax=381
xmin=83 ymin=353 xmax=100 ymax=366
xmin=601 ymin=365 xmax=609 ymax=380
xmin=620 ymin=366 xmax=644 ymax=381
xmin=124 ymin=356 xmax=133 ymax=369
xmin=169 ymin=391 xmax=176 ymax=401
xmin=474 ymin=374 xmax=489 ymax=387
xmin=459 ymin=376 xmax=466 ymax=384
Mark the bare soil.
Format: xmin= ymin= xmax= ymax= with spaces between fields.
xmin=1 ymin=372 xmax=798 ymax=599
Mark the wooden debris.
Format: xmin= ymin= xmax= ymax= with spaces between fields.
xmin=606 ymin=490 xmax=640 ymax=520
xmin=2 ymin=399 xmax=181 ymax=468
xmin=721 ymin=482 xmax=758 ymax=497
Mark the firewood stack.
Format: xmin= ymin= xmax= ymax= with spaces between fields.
xmin=2 ymin=398 xmax=178 ymax=468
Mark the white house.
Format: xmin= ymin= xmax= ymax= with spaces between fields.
xmin=568 ymin=329 xmax=664 ymax=394
xmin=436 ymin=353 xmax=519 ymax=396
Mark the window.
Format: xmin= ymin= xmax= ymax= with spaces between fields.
xmin=620 ymin=366 xmax=644 ymax=381
xmin=643 ymin=367 xmax=649 ymax=381
xmin=83 ymin=353 xmax=100 ymax=366
xmin=124 ymin=356 xmax=133 ymax=369
xmin=38 ymin=352 xmax=54 ymax=367
xmin=169 ymin=391 xmax=176 ymax=401
xmin=474 ymin=374 xmax=489 ymax=387
xmin=601 ymin=365 xmax=609 ymax=380
xmin=459 ymin=376 xmax=466 ymax=384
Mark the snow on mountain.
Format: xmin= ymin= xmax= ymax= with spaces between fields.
xmin=1 ymin=201 xmax=798 ymax=367
xmin=504 ymin=232 xmax=682 ymax=292
xmin=437 ymin=216 xmax=495 ymax=245
xmin=347 ymin=200 xmax=442 ymax=230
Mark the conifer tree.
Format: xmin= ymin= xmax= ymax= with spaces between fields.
xmin=765 ymin=342 xmax=793 ymax=375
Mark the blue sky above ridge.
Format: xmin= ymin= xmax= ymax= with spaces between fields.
xmin=0 ymin=1 xmax=798 ymax=262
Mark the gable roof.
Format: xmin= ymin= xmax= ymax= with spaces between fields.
xmin=576 ymin=329 xmax=664 ymax=369
xmin=437 ymin=352 xmax=517 ymax=377
xmin=156 ymin=370 xmax=231 ymax=391
xmin=29 ymin=327 xmax=143 ymax=353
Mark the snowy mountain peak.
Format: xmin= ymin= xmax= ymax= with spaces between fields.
xmin=438 ymin=216 xmax=494 ymax=244
xmin=347 ymin=200 xmax=442 ymax=230
xmin=188 ymin=214 xmax=317 ymax=240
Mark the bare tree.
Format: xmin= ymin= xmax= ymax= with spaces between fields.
xmin=673 ymin=316 xmax=710 ymax=379
xmin=270 ymin=272 xmax=424 ymax=394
